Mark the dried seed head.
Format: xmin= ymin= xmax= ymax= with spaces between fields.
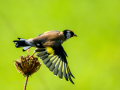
xmin=14 ymin=55 xmax=41 ymax=76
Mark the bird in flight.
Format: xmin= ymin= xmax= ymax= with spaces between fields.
xmin=13 ymin=30 xmax=77 ymax=84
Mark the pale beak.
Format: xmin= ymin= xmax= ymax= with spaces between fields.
xmin=73 ymin=34 xmax=77 ymax=37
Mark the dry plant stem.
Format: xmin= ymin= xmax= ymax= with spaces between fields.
xmin=15 ymin=56 xmax=41 ymax=90
xmin=24 ymin=75 xmax=29 ymax=90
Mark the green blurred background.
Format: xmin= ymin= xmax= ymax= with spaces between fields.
xmin=0 ymin=0 xmax=120 ymax=90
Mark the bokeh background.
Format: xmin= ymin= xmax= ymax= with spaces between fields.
xmin=0 ymin=0 xmax=120 ymax=90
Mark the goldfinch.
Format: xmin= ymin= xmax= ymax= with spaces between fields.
xmin=13 ymin=30 xmax=77 ymax=84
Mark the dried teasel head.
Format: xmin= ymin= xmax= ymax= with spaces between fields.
xmin=14 ymin=55 xmax=41 ymax=76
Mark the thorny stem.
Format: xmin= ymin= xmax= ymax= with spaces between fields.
xmin=24 ymin=75 xmax=29 ymax=90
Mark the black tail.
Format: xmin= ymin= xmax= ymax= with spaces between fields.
xmin=13 ymin=38 xmax=27 ymax=47
xmin=13 ymin=38 xmax=31 ymax=51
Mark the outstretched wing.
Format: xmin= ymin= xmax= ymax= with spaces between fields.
xmin=35 ymin=45 xmax=75 ymax=84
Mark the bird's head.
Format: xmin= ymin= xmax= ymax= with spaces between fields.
xmin=63 ymin=30 xmax=77 ymax=40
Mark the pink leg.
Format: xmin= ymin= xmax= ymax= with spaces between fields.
xmin=29 ymin=52 xmax=35 ymax=59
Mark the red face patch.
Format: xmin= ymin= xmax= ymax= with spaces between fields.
xmin=69 ymin=30 xmax=74 ymax=37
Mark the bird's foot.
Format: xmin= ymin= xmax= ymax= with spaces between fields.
xmin=29 ymin=52 xmax=35 ymax=59
xmin=29 ymin=55 xmax=33 ymax=59
xmin=27 ymin=49 xmax=30 ymax=53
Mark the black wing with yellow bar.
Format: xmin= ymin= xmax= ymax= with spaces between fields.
xmin=35 ymin=46 xmax=75 ymax=84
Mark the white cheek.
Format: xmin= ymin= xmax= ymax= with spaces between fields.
xmin=36 ymin=43 xmax=40 ymax=46
xmin=66 ymin=33 xmax=71 ymax=39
